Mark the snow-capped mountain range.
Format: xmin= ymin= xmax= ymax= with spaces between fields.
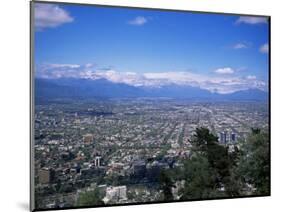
xmin=35 ymin=63 xmax=268 ymax=95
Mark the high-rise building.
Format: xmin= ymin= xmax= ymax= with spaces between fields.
xmin=219 ymin=131 xmax=236 ymax=145
xmin=224 ymin=132 xmax=227 ymax=144
xmin=219 ymin=132 xmax=227 ymax=144
xmin=94 ymin=156 xmax=101 ymax=167
xmin=219 ymin=132 xmax=222 ymax=143
xmin=231 ymin=132 xmax=236 ymax=143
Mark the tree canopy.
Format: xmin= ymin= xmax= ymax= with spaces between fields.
xmin=237 ymin=129 xmax=270 ymax=195
xmin=157 ymin=127 xmax=270 ymax=200
xmin=76 ymin=189 xmax=104 ymax=207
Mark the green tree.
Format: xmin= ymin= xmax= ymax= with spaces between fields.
xmin=159 ymin=170 xmax=175 ymax=201
xmin=76 ymin=189 xmax=104 ymax=207
xmin=180 ymin=155 xmax=223 ymax=200
xmin=191 ymin=128 xmax=232 ymax=183
xmin=181 ymin=127 xmax=241 ymax=198
xmin=190 ymin=128 xmax=218 ymax=153
xmin=237 ymin=129 xmax=270 ymax=195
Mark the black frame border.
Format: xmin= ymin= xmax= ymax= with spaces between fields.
xmin=30 ymin=1 xmax=271 ymax=211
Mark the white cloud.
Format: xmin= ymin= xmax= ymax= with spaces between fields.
xmin=85 ymin=63 xmax=94 ymax=68
xmin=35 ymin=3 xmax=74 ymax=29
xmin=214 ymin=67 xmax=235 ymax=74
xmin=36 ymin=63 xmax=92 ymax=79
xmin=259 ymin=43 xmax=269 ymax=54
xmin=236 ymin=16 xmax=268 ymax=25
xmin=128 ymin=16 xmax=147 ymax=26
xmin=233 ymin=43 xmax=248 ymax=49
xmin=48 ymin=64 xmax=80 ymax=69
xmin=36 ymin=63 xmax=267 ymax=94
xmin=246 ymin=75 xmax=257 ymax=80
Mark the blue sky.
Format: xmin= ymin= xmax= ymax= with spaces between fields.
xmin=34 ymin=2 xmax=269 ymax=94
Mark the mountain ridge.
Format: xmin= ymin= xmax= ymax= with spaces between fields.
xmin=35 ymin=78 xmax=268 ymax=101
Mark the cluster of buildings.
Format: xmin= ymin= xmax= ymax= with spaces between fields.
xmin=34 ymin=99 xmax=268 ymax=208
xmin=218 ymin=131 xmax=236 ymax=145
xmin=103 ymin=186 xmax=127 ymax=204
